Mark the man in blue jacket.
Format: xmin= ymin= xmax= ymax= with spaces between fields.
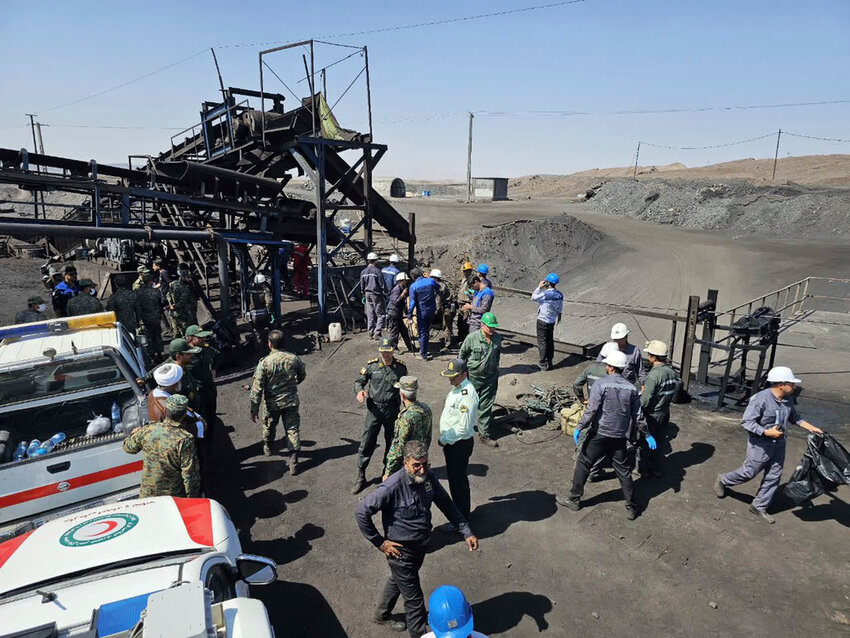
xmin=52 ymin=265 xmax=80 ymax=317
xmin=531 ymin=273 xmax=564 ymax=370
xmin=407 ymin=269 xmax=438 ymax=360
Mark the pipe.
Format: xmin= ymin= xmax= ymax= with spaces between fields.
xmin=155 ymin=161 xmax=282 ymax=199
xmin=0 ymin=220 xmax=222 ymax=242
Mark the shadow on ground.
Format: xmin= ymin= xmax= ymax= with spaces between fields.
xmin=473 ymin=591 xmax=553 ymax=634
xmin=253 ymin=579 xmax=347 ymax=638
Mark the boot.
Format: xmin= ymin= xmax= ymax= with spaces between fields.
xmin=351 ymin=469 xmax=367 ymax=495
xmin=478 ymin=434 xmax=499 ymax=448
xmin=289 ymin=452 xmax=300 ymax=476
xmin=262 ymin=441 xmax=272 ymax=457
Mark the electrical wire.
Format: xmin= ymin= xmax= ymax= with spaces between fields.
xmin=262 ymin=61 xmax=302 ymax=102
xmin=784 ymin=131 xmax=850 ymax=143
xmin=297 ymin=49 xmax=363 ymax=84
xmin=640 ymin=132 xmax=775 ymax=150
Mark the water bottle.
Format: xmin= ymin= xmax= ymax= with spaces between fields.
xmin=111 ymin=401 xmax=122 ymax=428
xmin=26 ymin=440 xmax=42 ymax=458
xmin=13 ymin=441 xmax=27 ymax=461
xmin=40 ymin=432 xmax=67 ymax=454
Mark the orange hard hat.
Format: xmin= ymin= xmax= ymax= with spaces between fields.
xmin=461 ymin=262 xmax=473 ymax=271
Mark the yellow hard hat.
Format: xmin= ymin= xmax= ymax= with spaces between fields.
xmin=462 ymin=262 xmax=474 ymax=271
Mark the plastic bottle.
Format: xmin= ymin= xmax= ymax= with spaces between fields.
xmin=111 ymin=401 xmax=122 ymax=428
xmin=40 ymin=432 xmax=67 ymax=454
xmin=13 ymin=442 xmax=27 ymax=461
xmin=26 ymin=440 xmax=42 ymax=458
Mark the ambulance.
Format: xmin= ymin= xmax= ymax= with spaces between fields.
xmin=0 ymin=497 xmax=276 ymax=636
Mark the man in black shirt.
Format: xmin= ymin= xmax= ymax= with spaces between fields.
xmin=355 ymin=440 xmax=479 ymax=637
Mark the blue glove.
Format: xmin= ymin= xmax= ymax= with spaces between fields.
xmin=573 ymin=429 xmax=581 ymax=445
xmin=646 ymin=434 xmax=657 ymax=450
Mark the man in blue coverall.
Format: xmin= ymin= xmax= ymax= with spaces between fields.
xmin=407 ymin=269 xmax=438 ymax=360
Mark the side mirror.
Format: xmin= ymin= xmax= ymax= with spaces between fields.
xmin=236 ymin=554 xmax=277 ymax=585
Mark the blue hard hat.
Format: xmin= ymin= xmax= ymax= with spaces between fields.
xmin=545 ymin=273 xmax=560 ymax=285
xmin=477 ymin=264 xmax=489 ymax=275
xmin=428 ymin=585 xmax=474 ymax=638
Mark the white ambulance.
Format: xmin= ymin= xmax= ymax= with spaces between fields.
xmin=0 ymin=497 xmax=276 ymax=637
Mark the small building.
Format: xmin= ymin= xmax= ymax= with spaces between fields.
xmin=472 ymin=177 xmax=509 ymax=201
xmin=372 ymin=177 xmax=407 ymax=198
xmin=390 ymin=178 xmax=406 ymax=198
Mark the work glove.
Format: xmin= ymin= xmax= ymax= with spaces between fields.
xmin=646 ymin=435 xmax=657 ymax=450
xmin=573 ymin=429 xmax=581 ymax=445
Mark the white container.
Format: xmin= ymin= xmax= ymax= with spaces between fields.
xmin=328 ymin=322 xmax=343 ymax=342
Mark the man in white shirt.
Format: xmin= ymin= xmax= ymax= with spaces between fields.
xmin=422 ymin=585 xmax=488 ymax=638
xmin=438 ymin=358 xmax=479 ymax=524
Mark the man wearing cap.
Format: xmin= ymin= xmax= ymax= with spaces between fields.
xmin=603 ymin=323 xmax=646 ymax=387
xmin=356 ymin=440 xmax=478 ymax=638
xmin=439 ymin=358 xmax=479 ymax=521
xmin=352 ymin=337 xmax=409 ymax=494
xmin=107 ymin=277 xmax=139 ymax=333
xmin=557 ymin=350 xmax=652 ymax=520
xmin=52 ymin=265 xmax=79 ymax=317
xmin=250 ymin=329 xmax=307 ymax=470
xmin=715 ymin=366 xmax=822 ymax=524
xmin=531 ymin=274 xmax=564 ymax=370
xmin=166 ymin=265 xmax=198 ymax=337
xmin=66 ymin=279 xmax=104 ymax=316
xmin=383 ymin=376 xmax=433 ymax=479
xmin=459 ymin=312 xmax=502 ymax=449
xmin=456 ymin=262 xmax=477 ymax=344
xmin=135 ymin=272 xmax=165 ymax=361
xmin=15 ymin=296 xmax=47 ymax=324
xmin=387 ymin=272 xmax=415 ymax=354
xmin=464 ymin=277 xmax=495 ymax=333
xmin=142 ymin=339 xmax=202 ymax=409
xmin=638 ymin=340 xmax=682 ymax=478
xmin=123 ymin=393 xmax=201 ymax=498
xmin=431 ymin=269 xmax=456 ymax=349
xmin=185 ymin=325 xmax=221 ymax=428
xmin=407 ymin=269 xmax=438 ymax=360
xmin=382 ymin=254 xmax=401 ymax=292
xmin=132 ymin=265 xmax=150 ymax=291
xmin=361 ymin=252 xmax=389 ymax=340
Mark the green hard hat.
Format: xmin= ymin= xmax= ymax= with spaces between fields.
xmin=481 ymin=312 xmax=499 ymax=328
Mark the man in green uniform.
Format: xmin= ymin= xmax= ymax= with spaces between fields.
xmin=458 ymin=311 xmax=502 ymax=448
xmin=638 ymin=340 xmax=682 ymax=478
xmin=66 ymin=279 xmax=105 ymax=316
xmin=185 ymin=325 xmax=221 ymax=428
xmin=106 ymin=278 xmax=139 ymax=333
xmin=142 ymin=339 xmax=202 ymax=409
xmin=166 ymin=266 xmax=198 ymax=337
xmin=122 ymin=394 xmax=200 ymax=498
xmin=250 ymin=329 xmax=307 ymax=472
xmin=352 ymin=337 xmax=408 ymax=494
xmin=383 ymin=376 xmax=433 ymax=479
xmin=132 ymin=265 xmax=150 ymax=291
xmin=135 ymin=273 xmax=165 ymax=362
xmin=15 ymin=296 xmax=47 ymax=324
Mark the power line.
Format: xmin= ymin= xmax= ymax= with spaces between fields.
xmin=640 ymin=132 xmax=776 ymax=151
xmin=784 ymin=131 xmax=850 ymax=143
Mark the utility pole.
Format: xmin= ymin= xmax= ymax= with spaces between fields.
xmin=772 ymin=129 xmax=782 ymax=180
xmin=633 ymin=141 xmax=641 ymax=180
xmin=466 ymin=112 xmax=474 ymax=203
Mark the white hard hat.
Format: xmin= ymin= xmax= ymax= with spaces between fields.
xmin=610 ymin=323 xmax=630 ymax=339
xmin=367 ymin=252 xmax=378 ymax=261
xmin=254 ymin=274 xmax=267 ymax=284
xmin=154 ymin=362 xmax=184 ymax=387
xmin=604 ymin=350 xmax=628 ymax=369
xmin=766 ymin=366 xmax=801 ymax=384
xmin=389 ymin=254 xmax=400 ymax=263
xmin=645 ymin=340 xmax=668 ymax=357
xmin=429 ymin=269 xmax=442 ymax=279
xmin=395 ymin=272 xmax=409 ymax=282
xmin=599 ymin=341 xmax=619 ymax=359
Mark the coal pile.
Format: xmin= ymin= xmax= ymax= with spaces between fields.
xmin=586 ymin=178 xmax=850 ymax=238
xmin=418 ymin=214 xmax=604 ymax=288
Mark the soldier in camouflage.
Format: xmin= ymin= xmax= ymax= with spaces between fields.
xmin=106 ymin=278 xmax=139 ymax=333
xmin=132 ymin=265 xmax=150 ymax=291
xmin=135 ymin=273 xmax=165 ymax=362
xmin=166 ymin=266 xmax=198 ymax=337
xmin=66 ymin=279 xmax=105 ymax=316
xmin=383 ymin=376 xmax=433 ymax=479
xmin=122 ymin=393 xmax=200 ymax=498
xmin=250 ymin=329 xmax=307 ymax=472
xmin=185 ymin=324 xmax=221 ymax=444
xmin=15 ymin=296 xmax=47 ymax=324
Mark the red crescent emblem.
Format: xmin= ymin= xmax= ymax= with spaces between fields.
xmin=82 ymin=520 xmax=119 ymax=538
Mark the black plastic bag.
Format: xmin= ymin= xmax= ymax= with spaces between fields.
xmin=821 ymin=433 xmax=850 ymax=484
xmin=784 ymin=455 xmax=824 ymax=505
xmin=783 ymin=432 xmax=850 ymax=506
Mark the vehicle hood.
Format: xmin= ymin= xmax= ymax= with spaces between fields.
xmin=0 ymin=497 xmax=228 ymax=596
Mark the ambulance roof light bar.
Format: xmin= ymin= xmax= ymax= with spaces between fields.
xmin=0 ymin=312 xmax=117 ymax=342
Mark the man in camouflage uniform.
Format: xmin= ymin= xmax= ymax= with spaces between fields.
xmin=250 ymin=329 xmax=307 ymax=472
xmin=123 ymin=394 xmax=200 ymax=498
xmin=66 ymin=278 xmax=104 ymax=316
xmin=142 ymin=339 xmax=202 ymax=410
xmin=107 ymin=278 xmax=139 ymax=333
xmin=185 ymin=325 xmax=221 ymax=437
xmin=166 ymin=266 xmax=198 ymax=337
xmin=455 ymin=262 xmax=476 ymax=344
xmin=383 ymin=376 xmax=433 ymax=479
xmin=351 ymin=337 xmax=408 ymax=494
xmin=135 ymin=273 xmax=165 ymax=362
xmin=15 ymin=296 xmax=47 ymax=324
xmin=132 ymin=265 xmax=150 ymax=291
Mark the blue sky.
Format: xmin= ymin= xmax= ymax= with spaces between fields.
xmin=1 ymin=0 xmax=848 ymax=178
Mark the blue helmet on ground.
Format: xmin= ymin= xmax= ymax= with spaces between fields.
xmin=477 ymin=264 xmax=489 ymax=275
xmin=545 ymin=273 xmax=560 ymax=285
xmin=428 ymin=585 xmax=474 ymax=638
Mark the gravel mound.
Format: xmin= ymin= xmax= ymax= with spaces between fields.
xmin=586 ymin=178 xmax=850 ymax=238
xmin=418 ymin=214 xmax=604 ymax=288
